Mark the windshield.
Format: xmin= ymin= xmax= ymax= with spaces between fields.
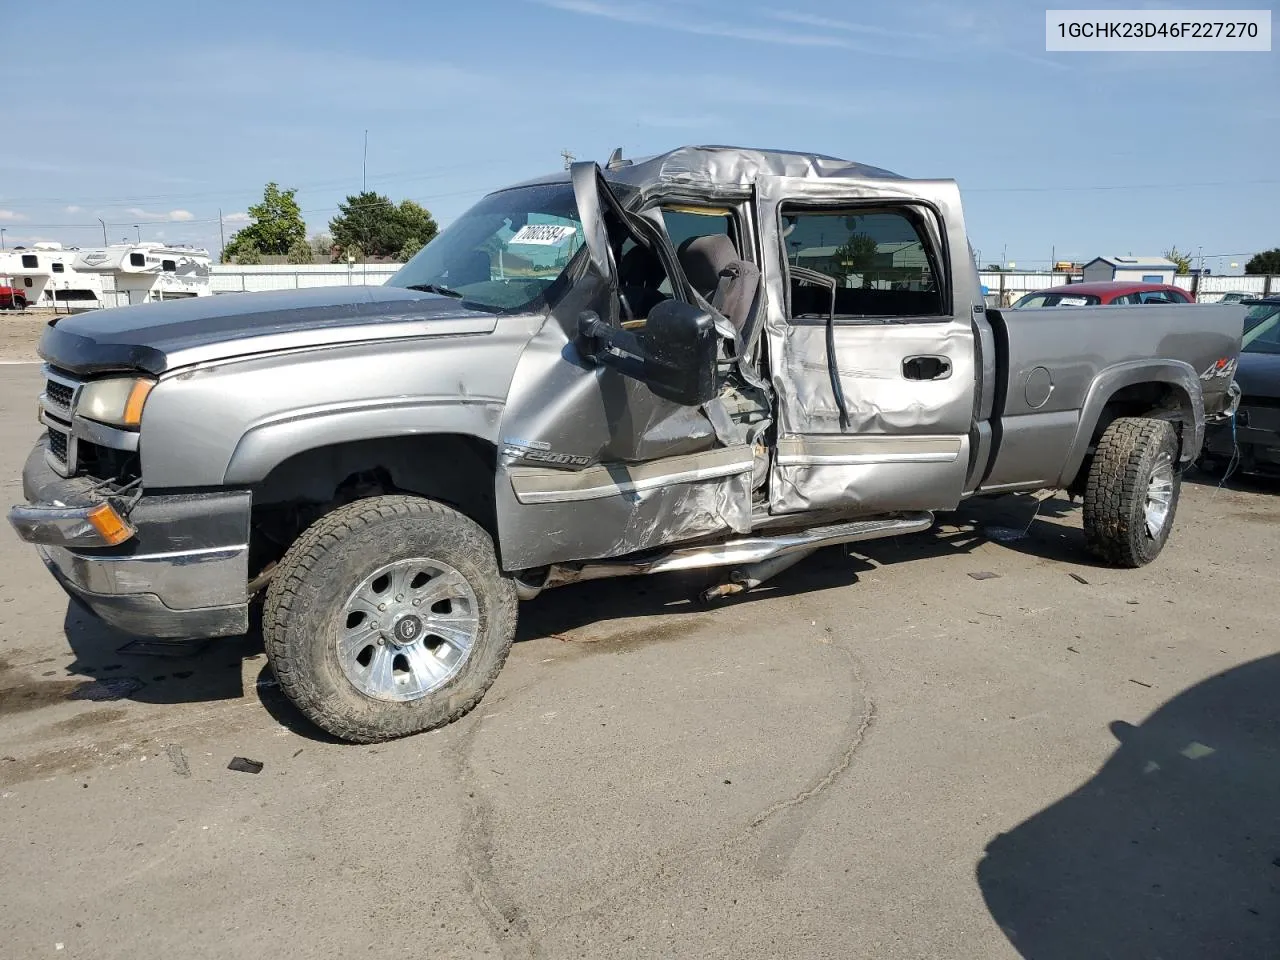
xmin=1242 ymin=303 xmax=1280 ymax=354
xmin=389 ymin=183 xmax=583 ymax=312
xmin=1013 ymin=292 xmax=1102 ymax=308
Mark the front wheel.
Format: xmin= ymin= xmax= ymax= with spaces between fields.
xmin=1083 ymin=417 xmax=1181 ymax=567
xmin=263 ymin=495 xmax=518 ymax=742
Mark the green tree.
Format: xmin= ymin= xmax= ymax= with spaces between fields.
xmin=397 ymin=238 xmax=424 ymax=262
xmin=286 ymin=238 xmax=314 ymax=264
xmin=236 ymin=246 xmax=262 ymax=265
xmin=1163 ymin=246 xmax=1193 ymax=274
xmin=329 ymin=193 xmax=438 ymax=259
xmin=222 ymin=182 xmax=306 ymax=260
xmin=1245 ymin=248 xmax=1280 ymax=275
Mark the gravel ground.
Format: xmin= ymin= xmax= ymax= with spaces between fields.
xmin=0 ymin=361 xmax=1277 ymax=959
xmin=0 ymin=311 xmax=53 ymax=363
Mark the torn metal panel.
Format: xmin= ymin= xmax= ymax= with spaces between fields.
xmin=771 ymin=437 xmax=972 ymax=516
xmin=496 ymin=466 xmax=752 ymax=570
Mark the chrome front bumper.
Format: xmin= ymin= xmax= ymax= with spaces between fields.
xmin=10 ymin=442 xmax=252 ymax=639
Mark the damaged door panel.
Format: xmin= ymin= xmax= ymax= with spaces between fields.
xmin=494 ymin=162 xmax=753 ymax=570
xmin=757 ymin=175 xmax=981 ymax=514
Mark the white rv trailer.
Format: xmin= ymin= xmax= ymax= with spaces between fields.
xmin=4 ymin=241 xmax=212 ymax=311
xmin=5 ymin=242 xmax=105 ymax=310
xmin=73 ymin=242 xmax=212 ymax=307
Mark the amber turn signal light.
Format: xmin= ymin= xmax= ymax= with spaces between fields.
xmin=85 ymin=503 xmax=135 ymax=546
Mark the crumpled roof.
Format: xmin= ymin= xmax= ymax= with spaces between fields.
xmin=509 ymin=144 xmax=904 ymax=194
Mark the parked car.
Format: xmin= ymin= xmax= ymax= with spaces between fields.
xmin=1202 ymin=296 xmax=1280 ymax=476
xmin=1216 ymin=291 xmax=1258 ymax=304
xmin=0 ymin=283 xmax=28 ymax=310
xmin=1012 ymin=281 xmax=1193 ymax=308
xmin=8 ymin=145 xmax=1245 ymax=742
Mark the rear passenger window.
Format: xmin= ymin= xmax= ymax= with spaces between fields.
xmin=661 ymin=207 xmax=737 ymax=253
xmin=781 ymin=205 xmax=943 ymax=320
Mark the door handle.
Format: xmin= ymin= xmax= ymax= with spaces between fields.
xmin=903 ymin=356 xmax=952 ymax=381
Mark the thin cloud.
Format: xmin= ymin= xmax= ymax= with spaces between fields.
xmin=125 ymin=207 xmax=195 ymax=222
xmin=64 ymin=205 xmax=83 ymax=214
xmin=537 ymin=0 xmax=859 ymax=49
xmin=0 ymin=210 xmax=28 ymax=222
xmin=222 ymin=211 xmax=252 ymax=224
xmin=764 ymin=10 xmax=939 ymax=42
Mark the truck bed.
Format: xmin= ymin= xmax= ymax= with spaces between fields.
xmin=976 ymin=302 xmax=1244 ymax=492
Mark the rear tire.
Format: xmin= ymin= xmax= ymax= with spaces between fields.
xmin=263 ymin=495 xmax=517 ymax=743
xmin=1083 ymin=417 xmax=1180 ymax=568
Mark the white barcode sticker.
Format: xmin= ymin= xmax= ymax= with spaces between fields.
xmin=509 ymin=224 xmax=577 ymax=246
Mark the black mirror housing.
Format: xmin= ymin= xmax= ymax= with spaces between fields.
xmin=576 ymin=300 xmax=718 ymax=407
xmin=640 ymin=300 xmax=718 ymax=406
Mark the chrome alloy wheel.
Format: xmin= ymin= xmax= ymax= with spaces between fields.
xmin=336 ymin=558 xmax=479 ymax=702
xmin=1144 ymin=451 xmax=1175 ymax=539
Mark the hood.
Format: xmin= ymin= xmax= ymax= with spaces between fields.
xmin=38 ymin=285 xmax=500 ymax=376
xmin=1236 ymin=350 xmax=1280 ymax=399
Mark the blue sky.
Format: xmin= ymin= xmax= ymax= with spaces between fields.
xmin=1 ymin=0 xmax=1275 ymax=272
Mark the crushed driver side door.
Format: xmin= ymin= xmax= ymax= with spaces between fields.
xmin=494 ymin=164 xmax=755 ymax=572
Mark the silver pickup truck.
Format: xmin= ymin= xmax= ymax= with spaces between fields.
xmin=9 ymin=146 xmax=1243 ymax=742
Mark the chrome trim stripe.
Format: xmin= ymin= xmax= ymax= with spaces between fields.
xmin=775 ymin=436 xmax=962 ymax=466
xmin=510 ymin=445 xmax=754 ymax=504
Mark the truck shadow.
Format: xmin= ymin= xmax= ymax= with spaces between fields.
xmin=53 ymin=493 xmax=1102 ymax=732
xmin=1183 ymin=463 xmax=1280 ymax=495
xmin=977 ymin=653 xmax=1280 ymax=959
xmin=60 ymin=600 xmax=261 ymax=705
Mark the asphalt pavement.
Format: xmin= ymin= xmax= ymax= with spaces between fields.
xmin=1 ymin=361 xmax=1277 ymax=959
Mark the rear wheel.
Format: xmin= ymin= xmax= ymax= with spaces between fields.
xmin=1083 ymin=417 xmax=1181 ymax=567
xmin=263 ymin=495 xmax=517 ymax=742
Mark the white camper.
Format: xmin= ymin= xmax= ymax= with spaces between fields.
xmin=6 ymin=242 xmax=104 ymax=310
xmin=74 ymin=243 xmax=212 ymax=306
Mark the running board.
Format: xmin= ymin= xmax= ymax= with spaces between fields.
xmin=514 ymin=512 xmax=934 ymax=598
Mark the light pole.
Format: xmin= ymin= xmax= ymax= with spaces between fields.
xmin=98 ymin=218 xmax=108 ymax=245
xmin=133 ymin=224 xmax=140 ymax=243
xmin=1 ymin=227 xmax=6 ymax=250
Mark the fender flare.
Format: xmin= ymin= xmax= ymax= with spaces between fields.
xmin=222 ymin=396 xmax=504 ymax=486
xmin=1056 ymin=359 xmax=1203 ymax=488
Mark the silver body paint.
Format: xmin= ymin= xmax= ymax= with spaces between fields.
xmin=15 ymin=146 xmax=1245 ymax=639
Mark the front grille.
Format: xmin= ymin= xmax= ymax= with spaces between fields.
xmin=47 ymin=428 xmax=68 ymax=464
xmin=44 ymin=378 xmax=73 ymax=410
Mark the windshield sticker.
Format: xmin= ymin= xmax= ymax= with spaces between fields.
xmin=509 ymin=224 xmax=577 ymax=246
xmin=1057 ymin=296 xmax=1088 ymax=306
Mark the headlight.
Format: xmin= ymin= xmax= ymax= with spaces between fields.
xmin=77 ymin=377 xmax=155 ymax=428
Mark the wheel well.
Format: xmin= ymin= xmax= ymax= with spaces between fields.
xmin=1067 ymin=381 xmax=1193 ymax=496
xmin=247 ymin=434 xmax=498 ymax=576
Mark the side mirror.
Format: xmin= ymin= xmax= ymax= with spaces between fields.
xmin=577 ymin=300 xmax=718 ymax=406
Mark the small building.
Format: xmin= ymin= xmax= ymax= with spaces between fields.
xmin=1081 ymin=256 xmax=1178 ymax=284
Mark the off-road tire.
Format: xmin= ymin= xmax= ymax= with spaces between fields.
xmin=1083 ymin=417 xmax=1180 ymax=568
xmin=263 ymin=495 xmax=517 ymax=743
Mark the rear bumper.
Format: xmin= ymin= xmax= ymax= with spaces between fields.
xmin=9 ymin=442 xmax=251 ymax=639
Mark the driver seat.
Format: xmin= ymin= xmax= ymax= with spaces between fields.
xmin=677 ymin=235 xmax=760 ymax=339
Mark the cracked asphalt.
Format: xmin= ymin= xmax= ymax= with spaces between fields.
xmin=1 ymin=361 xmax=1277 ymax=959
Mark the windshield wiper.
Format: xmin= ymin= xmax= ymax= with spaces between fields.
xmin=406 ymin=283 xmax=463 ymax=298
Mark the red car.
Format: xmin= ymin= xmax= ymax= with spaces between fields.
xmin=0 ymin=284 xmax=29 ymax=310
xmin=1012 ymin=281 xmax=1193 ymax=308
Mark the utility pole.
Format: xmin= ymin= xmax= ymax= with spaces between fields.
xmin=219 ymin=208 xmax=226 ymax=259
xmin=97 ymin=218 xmax=108 ymax=246
xmin=561 ymin=149 xmax=575 ymax=170
xmin=363 ymin=130 xmax=368 ymax=192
